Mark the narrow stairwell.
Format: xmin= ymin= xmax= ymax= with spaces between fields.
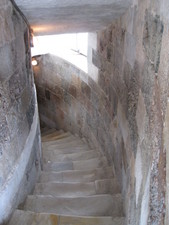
xmin=8 ymin=129 xmax=125 ymax=225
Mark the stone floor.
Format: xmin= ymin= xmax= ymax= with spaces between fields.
xmin=7 ymin=128 xmax=125 ymax=225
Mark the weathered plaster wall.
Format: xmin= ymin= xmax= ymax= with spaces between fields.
xmin=0 ymin=1 xmax=41 ymax=223
xmin=14 ymin=0 xmax=131 ymax=35
xmin=34 ymin=0 xmax=169 ymax=224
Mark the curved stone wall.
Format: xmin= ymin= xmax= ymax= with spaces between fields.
xmin=0 ymin=1 xmax=41 ymax=223
xmin=34 ymin=54 xmax=107 ymax=152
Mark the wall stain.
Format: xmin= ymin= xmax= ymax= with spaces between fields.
xmin=50 ymin=214 xmax=58 ymax=225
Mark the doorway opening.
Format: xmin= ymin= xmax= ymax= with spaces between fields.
xmin=31 ymin=33 xmax=88 ymax=73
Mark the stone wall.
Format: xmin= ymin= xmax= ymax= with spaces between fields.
xmin=34 ymin=1 xmax=169 ymax=224
xmin=0 ymin=1 xmax=41 ymax=223
xmin=93 ymin=1 xmax=169 ymax=224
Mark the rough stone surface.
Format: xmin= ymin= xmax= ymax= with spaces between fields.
xmin=0 ymin=1 xmax=41 ymax=223
xmin=0 ymin=104 xmax=41 ymax=224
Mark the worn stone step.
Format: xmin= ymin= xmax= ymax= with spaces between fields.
xmin=41 ymin=130 xmax=64 ymax=140
xmin=42 ymin=145 xmax=90 ymax=155
xmin=59 ymin=215 xmax=125 ymax=225
xmin=42 ymin=132 xmax=71 ymax=142
xmin=24 ymin=194 xmax=123 ymax=217
xmin=41 ymin=128 xmax=56 ymax=136
xmin=42 ymin=133 xmax=76 ymax=144
xmin=34 ymin=181 xmax=96 ymax=197
xmin=95 ymin=179 xmax=120 ymax=194
xmin=34 ymin=179 xmax=120 ymax=197
xmin=42 ymin=138 xmax=85 ymax=149
xmin=43 ymin=161 xmax=73 ymax=172
xmin=39 ymin=167 xmax=114 ymax=183
xmin=72 ymin=157 xmax=108 ymax=170
xmin=8 ymin=210 xmax=125 ymax=225
xmin=43 ymin=150 xmax=99 ymax=163
xmin=43 ymin=133 xmax=82 ymax=143
xmin=41 ymin=129 xmax=62 ymax=136
xmin=43 ymin=157 xmax=107 ymax=172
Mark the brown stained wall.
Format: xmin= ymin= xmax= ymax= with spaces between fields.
xmin=34 ymin=1 xmax=169 ymax=224
xmin=0 ymin=1 xmax=41 ymax=222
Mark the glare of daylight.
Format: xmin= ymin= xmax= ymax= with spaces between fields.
xmin=31 ymin=33 xmax=88 ymax=72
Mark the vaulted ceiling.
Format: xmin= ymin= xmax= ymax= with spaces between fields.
xmin=14 ymin=0 xmax=131 ymax=35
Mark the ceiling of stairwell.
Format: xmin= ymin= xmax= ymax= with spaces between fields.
xmin=14 ymin=0 xmax=131 ymax=35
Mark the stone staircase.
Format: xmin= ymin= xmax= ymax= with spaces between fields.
xmin=8 ymin=129 xmax=125 ymax=225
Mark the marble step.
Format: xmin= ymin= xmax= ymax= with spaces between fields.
xmin=41 ymin=128 xmax=56 ymax=136
xmin=34 ymin=179 xmax=120 ymax=197
xmin=42 ymin=134 xmax=76 ymax=144
xmin=42 ymin=145 xmax=90 ymax=155
xmin=8 ymin=210 xmax=125 ymax=225
xmin=42 ymin=132 xmax=71 ymax=142
xmin=43 ymin=133 xmax=83 ymax=144
xmin=39 ymin=167 xmax=114 ymax=183
xmin=41 ymin=130 xmax=64 ymax=140
xmin=43 ymin=150 xmax=99 ymax=163
xmin=42 ymin=138 xmax=85 ymax=149
xmin=43 ymin=157 xmax=107 ymax=172
xmin=24 ymin=194 xmax=123 ymax=217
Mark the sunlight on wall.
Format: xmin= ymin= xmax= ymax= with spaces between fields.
xmin=31 ymin=33 xmax=88 ymax=73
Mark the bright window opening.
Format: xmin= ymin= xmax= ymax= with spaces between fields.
xmin=31 ymin=33 xmax=88 ymax=73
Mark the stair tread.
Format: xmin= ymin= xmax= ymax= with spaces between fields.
xmin=42 ymin=134 xmax=76 ymax=144
xmin=39 ymin=167 xmax=114 ymax=183
xmin=42 ymin=132 xmax=71 ymax=142
xmin=42 ymin=134 xmax=82 ymax=144
xmin=41 ymin=130 xmax=64 ymax=140
xmin=8 ymin=210 xmax=125 ymax=225
xmin=43 ymin=157 xmax=107 ymax=172
xmin=42 ymin=141 xmax=87 ymax=149
xmin=43 ymin=150 xmax=99 ymax=163
xmin=34 ymin=181 xmax=96 ymax=197
xmin=42 ymin=145 xmax=90 ymax=155
xmin=24 ymin=194 xmax=123 ymax=217
xmin=41 ymin=128 xmax=57 ymax=136
xmin=34 ymin=179 xmax=120 ymax=197
xmin=42 ymin=131 xmax=64 ymax=140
